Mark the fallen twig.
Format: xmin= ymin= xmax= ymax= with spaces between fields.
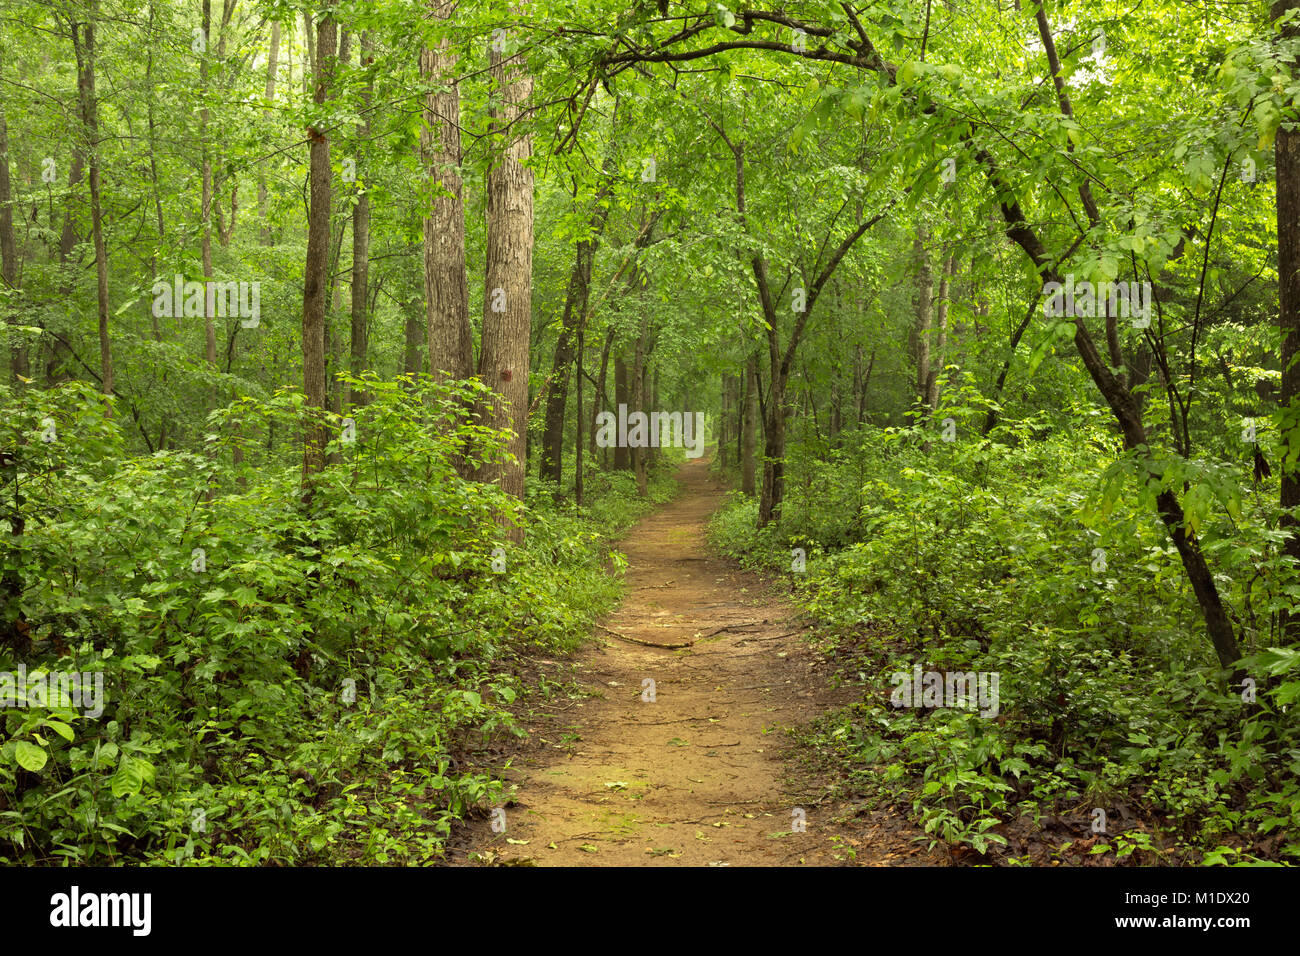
xmin=595 ymin=623 xmax=694 ymax=649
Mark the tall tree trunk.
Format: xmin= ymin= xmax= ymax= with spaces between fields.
xmin=591 ymin=326 xmax=614 ymax=461
xmin=925 ymin=253 xmax=954 ymax=409
xmin=200 ymin=0 xmax=217 ymax=374
xmin=636 ymin=356 xmax=651 ymax=495
xmin=741 ymin=355 xmax=758 ymax=494
xmin=575 ymin=320 xmax=585 ymax=504
xmin=759 ymin=380 xmax=786 ymax=522
xmin=613 ymin=353 xmax=630 ymax=470
xmin=145 ymin=2 xmax=166 ymax=340
xmin=829 ymin=381 xmax=842 ymax=439
xmin=0 ymin=42 xmax=22 ymax=648
xmin=1004 ymin=6 xmax=1241 ymax=670
xmin=349 ymin=31 xmax=373 ymax=409
xmin=1277 ymin=0 xmax=1300 ymax=640
xmin=911 ymin=233 xmax=933 ymax=416
xmin=45 ymin=151 xmax=83 ymax=385
xmin=72 ymin=5 xmax=111 ymax=396
xmin=322 ymin=129 xmax=349 ymax=423
xmin=720 ymin=373 xmax=734 ymax=469
xmin=539 ymin=255 xmax=583 ymax=487
xmin=404 ymin=290 xmax=424 ymax=374
xmin=223 ymin=5 xmax=247 ymax=479
xmin=650 ymin=365 xmax=659 ymax=468
xmin=733 ymin=367 xmax=744 ymax=467
xmin=855 ymin=346 xmax=875 ymax=424
xmin=301 ymin=12 xmax=336 ymax=483
xmin=327 ymin=247 xmax=345 ymax=417
xmin=211 ymin=0 xmax=238 ymax=249
xmin=285 ymin=17 xmax=295 ymax=119
xmin=476 ymin=19 xmax=534 ymax=538
xmin=631 ymin=312 xmax=650 ymax=496
xmin=302 ymin=9 xmax=315 ymax=95
xmin=258 ymin=19 xmax=279 ymax=246
xmin=422 ymin=0 xmax=473 ymax=382
xmin=0 ymin=66 xmax=20 ymax=382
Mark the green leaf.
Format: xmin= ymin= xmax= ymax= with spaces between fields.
xmin=111 ymin=757 xmax=155 ymax=798
xmin=898 ymin=61 xmax=924 ymax=87
xmin=44 ymin=720 xmax=75 ymax=742
xmin=15 ymin=741 xmax=47 ymax=772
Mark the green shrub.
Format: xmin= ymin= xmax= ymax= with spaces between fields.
xmin=710 ymin=403 xmax=1300 ymax=863
xmin=0 ymin=376 xmax=661 ymax=864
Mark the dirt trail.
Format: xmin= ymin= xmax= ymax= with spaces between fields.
xmin=461 ymin=458 xmax=935 ymax=866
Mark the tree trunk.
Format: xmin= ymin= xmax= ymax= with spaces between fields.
xmin=476 ymin=20 xmax=534 ymax=538
xmin=759 ymin=378 xmax=786 ymax=523
xmin=733 ymin=367 xmax=744 ymax=466
xmin=757 ymin=278 xmax=785 ymax=525
xmin=741 ymin=355 xmax=758 ymax=494
xmin=0 ymin=69 xmax=20 ymax=382
xmin=719 ymin=373 xmax=732 ymax=469
xmin=613 ymin=353 xmax=630 ymax=470
xmin=591 ymin=327 xmax=614 ymax=462
xmin=925 ymin=253 xmax=954 ymax=409
xmin=575 ymin=320 xmax=585 ymax=504
xmin=72 ymin=5 xmax=111 ymax=396
xmin=404 ymin=290 xmax=423 ymax=374
xmin=145 ymin=3 xmax=166 ymax=340
xmin=650 ymin=365 xmax=660 ymax=468
xmin=733 ymin=370 xmax=743 ymax=465
xmin=422 ymin=0 xmax=473 ymax=383
xmin=631 ymin=313 xmax=650 ymax=497
xmin=301 ymin=12 xmax=336 ymax=483
xmin=911 ymin=233 xmax=933 ymax=415
xmin=349 ymin=31 xmax=373 ymax=409
xmin=540 ymin=288 xmax=578 ymax=487
xmin=44 ymin=151 xmax=83 ymax=385
xmin=855 ymin=346 xmax=875 ymax=424
xmin=538 ymin=243 xmax=595 ymax=486
xmin=302 ymin=9 xmax=315 ymax=94
xmin=327 ymin=255 xmax=344 ymax=418
xmin=829 ymin=382 xmax=842 ymax=439
xmin=258 ymin=20 xmax=279 ymax=246
xmin=200 ymin=0 xmax=217 ymax=375
xmin=0 ymin=40 xmax=22 ymax=644
xmin=211 ymin=0 xmax=238 ymax=250
xmin=323 ymin=138 xmax=349 ymax=422
xmin=1277 ymin=0 xmax=1300 ymax=640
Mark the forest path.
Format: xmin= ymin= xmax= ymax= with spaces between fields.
xmin=458 ymin=457 xmax=935 ymax=866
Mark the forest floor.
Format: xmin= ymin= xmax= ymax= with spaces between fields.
xmin=450 ymin=457 xmax=942 ymax=866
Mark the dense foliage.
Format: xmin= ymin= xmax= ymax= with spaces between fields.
xmin=711 ymin=398 xmax=1300 ymax=863
xmin=1 ymin=377 xmax=674 ymax=863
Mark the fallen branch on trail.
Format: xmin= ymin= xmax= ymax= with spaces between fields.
xmin=595 ymin=623 xmax=694 ymax=649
